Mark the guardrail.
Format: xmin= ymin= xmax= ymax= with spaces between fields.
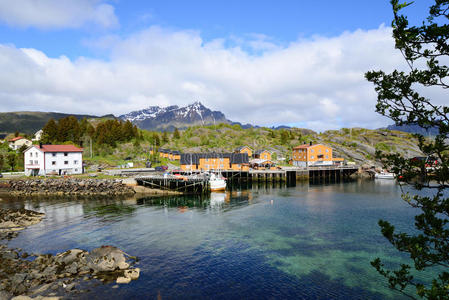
xmin=1 ymin=171 xmax=25 ymax=176
xmin=282 ymin=165 xmax=359 ymax=171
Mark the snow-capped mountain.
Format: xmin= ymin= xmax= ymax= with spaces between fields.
xmin=119 ymin=101 xmax=231 ymax=130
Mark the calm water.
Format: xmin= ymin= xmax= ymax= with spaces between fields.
xmin=0 ymin=180 xmax=432 ymax=299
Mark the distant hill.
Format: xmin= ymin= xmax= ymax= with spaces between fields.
xmin=386 ymin=123 xmax=439 ymax=136
xmin=119 ymin=101 xmax=231 ymax=131
xmin=0 ymin=111 xmax=114 ymax=134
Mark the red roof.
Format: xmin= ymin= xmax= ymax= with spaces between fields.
xmin=33 ymin=145 xmax=83 ymax=153
xmin=9 ymin=136 xmax=25 ymax=142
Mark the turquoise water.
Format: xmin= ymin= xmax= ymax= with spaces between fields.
xmin=1 ymin=180 xmax=431 ymax=299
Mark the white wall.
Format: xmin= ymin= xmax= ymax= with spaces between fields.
xmin=44 ymin=152 xmax=83 ymax=175
xmin=24 ymin=147 xmax=83 ymax=176
xmin=309 ymin=160 xmax=333 ymax=166
xmin=24 ymin=147 xmax=44 ymax=176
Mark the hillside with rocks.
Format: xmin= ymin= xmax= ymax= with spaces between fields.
xmin=158 ymin=124 xmax=423 ymax=167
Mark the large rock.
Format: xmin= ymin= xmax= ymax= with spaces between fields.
xmin=86 ymin=246 xmax=129 ymax=272
xmin=55 ymin=249 xmax=86 ymax=265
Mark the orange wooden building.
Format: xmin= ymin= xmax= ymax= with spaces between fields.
xmin=291 ymin=143 xmax=343 ymax=167
xmin=254 ymin=149 xmax=272 ymax=161
xmin=235 ymin=146 xmax=253 ymax=158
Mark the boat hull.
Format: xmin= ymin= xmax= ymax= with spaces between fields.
xmin=210 ymin=178 xmax=226 ymax=191
xmin=375 ymin=173 xmax=395 ymax=179
xmin=210 ymin=186 xmax=226 ymax=192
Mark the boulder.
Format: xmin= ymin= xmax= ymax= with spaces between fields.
xmin=11 ymin=296 xmax=32 ymax=300
xmin=124 ymin=268 xmax=140 ymax=280
xmin=86 ymin=246 xmax=129 ymax=272
xmin=56 ymin=249 xmax=86 ymax=265
xmin=116 ymin=276 xmax=131 ymax=284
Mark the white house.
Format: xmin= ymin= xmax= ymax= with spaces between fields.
xmin=24 ymin=144 xmax=83 ymax=176
xmin=9 ymin=136 xmax=32 ymax=150
xmin=32 ymin=130 xmax=43 ymax=141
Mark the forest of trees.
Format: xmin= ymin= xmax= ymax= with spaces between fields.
xmin=42 ymin=117 xmax=140 ymax=148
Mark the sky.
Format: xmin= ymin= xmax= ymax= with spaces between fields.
xmin=0 ymin=0 xmax=441 ymax=131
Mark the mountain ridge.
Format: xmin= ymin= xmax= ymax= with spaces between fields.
xmin=119 ymin=101 xmax=231 ymax=131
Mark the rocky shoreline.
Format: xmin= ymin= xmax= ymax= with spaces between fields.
xmin=1 ymin=179 xmax=136 ymax=197
xmin=0 ymin=208 xmax=140 ymax=299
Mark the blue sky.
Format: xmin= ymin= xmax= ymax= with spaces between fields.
xmin=0 ymin=0 xmax=441 ymax=130
xmin=0 ymin=1 xmax=432 ymax=59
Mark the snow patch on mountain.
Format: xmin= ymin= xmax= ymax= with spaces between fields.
xmin=119 ymin=101 xmax=229 ymax=130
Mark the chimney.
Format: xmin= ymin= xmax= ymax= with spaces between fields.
xmin=309 ymin=141 xmax=312 ymax=146
xmin=39 ymin=142 xmax=42 ymax=148
xmin=79 ymin=141 xmax=83 ymax=148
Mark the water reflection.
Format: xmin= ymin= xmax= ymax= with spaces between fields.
xmin=0 ymin=180 xmax=424 ymax=299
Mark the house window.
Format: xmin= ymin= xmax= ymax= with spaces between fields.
xmin=35 ymin=153 xmax=38 ymax=158
xmin=220 ymin=164 xmax=224 ymax=168
xmin=326 ymin=155 xmax=329 ymax=159
xmin=74 ymin=160 xmax=78 ymax=165
xmin=29 ymin=160 xmax=33 ymax=165
xmin=325 ymin=149 xmax=329 ymax=153
xmin=311 ymin=155 xmax=314 ymax=159
xmin=64 ymin=153 xmax=68 ymax=156
xmin=311 ymin=149 xmax=314 ymax=153
xmin=34 ymin=160 xmax=38 ymax=164
xmin=205 ymin=158 xmax=209 ymax=162
xmin=52 ymin=161 xmax=56 ymax=165
xmin=52 ymin=153 xmax=56 ymax=157
xmin=318 ymin=149 xmax=321 ymax=153
xmin=30 ymin=153 xmax=33 ymax=157
xmin=75 ymin=169 xmax=78 ymax=172
xmin=64 ymin=161 xmax=68 ymax=165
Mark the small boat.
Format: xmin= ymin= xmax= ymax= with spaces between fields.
xmin=375 ymin=172 xmax=395 ymax=179
xmin=209 ymin=173 xmax=226 ymax=191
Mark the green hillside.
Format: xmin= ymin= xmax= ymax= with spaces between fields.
xmin=0 ymin=112 xmax=114 ymax=134
xmin=151 ymin=124 xmax=423 ymax=167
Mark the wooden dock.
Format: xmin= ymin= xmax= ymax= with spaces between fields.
xmin=133 ymin=166 xmax=359 ymax=194
xmin=175 ymin=166 xmax=358 ymax=183
xmin=135 ymin=175 xmax=209 ymax=194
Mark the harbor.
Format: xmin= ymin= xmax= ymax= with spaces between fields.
xmin=132 ymin=165 xmax=359 ymax=194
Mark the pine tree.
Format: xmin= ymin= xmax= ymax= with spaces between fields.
xmin=123 ymin=120 xmax=135 ymax=141
xmin=42 ymin=118 xmax=58 ymax=143
xmin=162 ymin=131 xmax=169 ymax=144
xmin=173 ymin=128 xmax=181 ymax=139
xmin=79 ymin=118 xmax=89 ymax=136
xmin=7 ymin=153 xmax=16 ymax=171
xmin=153 ymin=132 xmax=161 ymax=146
xmin=280 ymin=130 xmax=289 ymax=145
xmin=365 ymin=1 xmax=449 ymax=298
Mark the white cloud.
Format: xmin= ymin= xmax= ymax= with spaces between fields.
xmin=0 ymin=0 xmax=118 ymax=29
xmin=0 ymin=25 xmax=444 ymax=131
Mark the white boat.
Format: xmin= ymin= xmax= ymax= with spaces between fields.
xmin=209 ymin=173 xmax=226 ymax=191
xmin=375 ymin=172 xmax=395 ymax=179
